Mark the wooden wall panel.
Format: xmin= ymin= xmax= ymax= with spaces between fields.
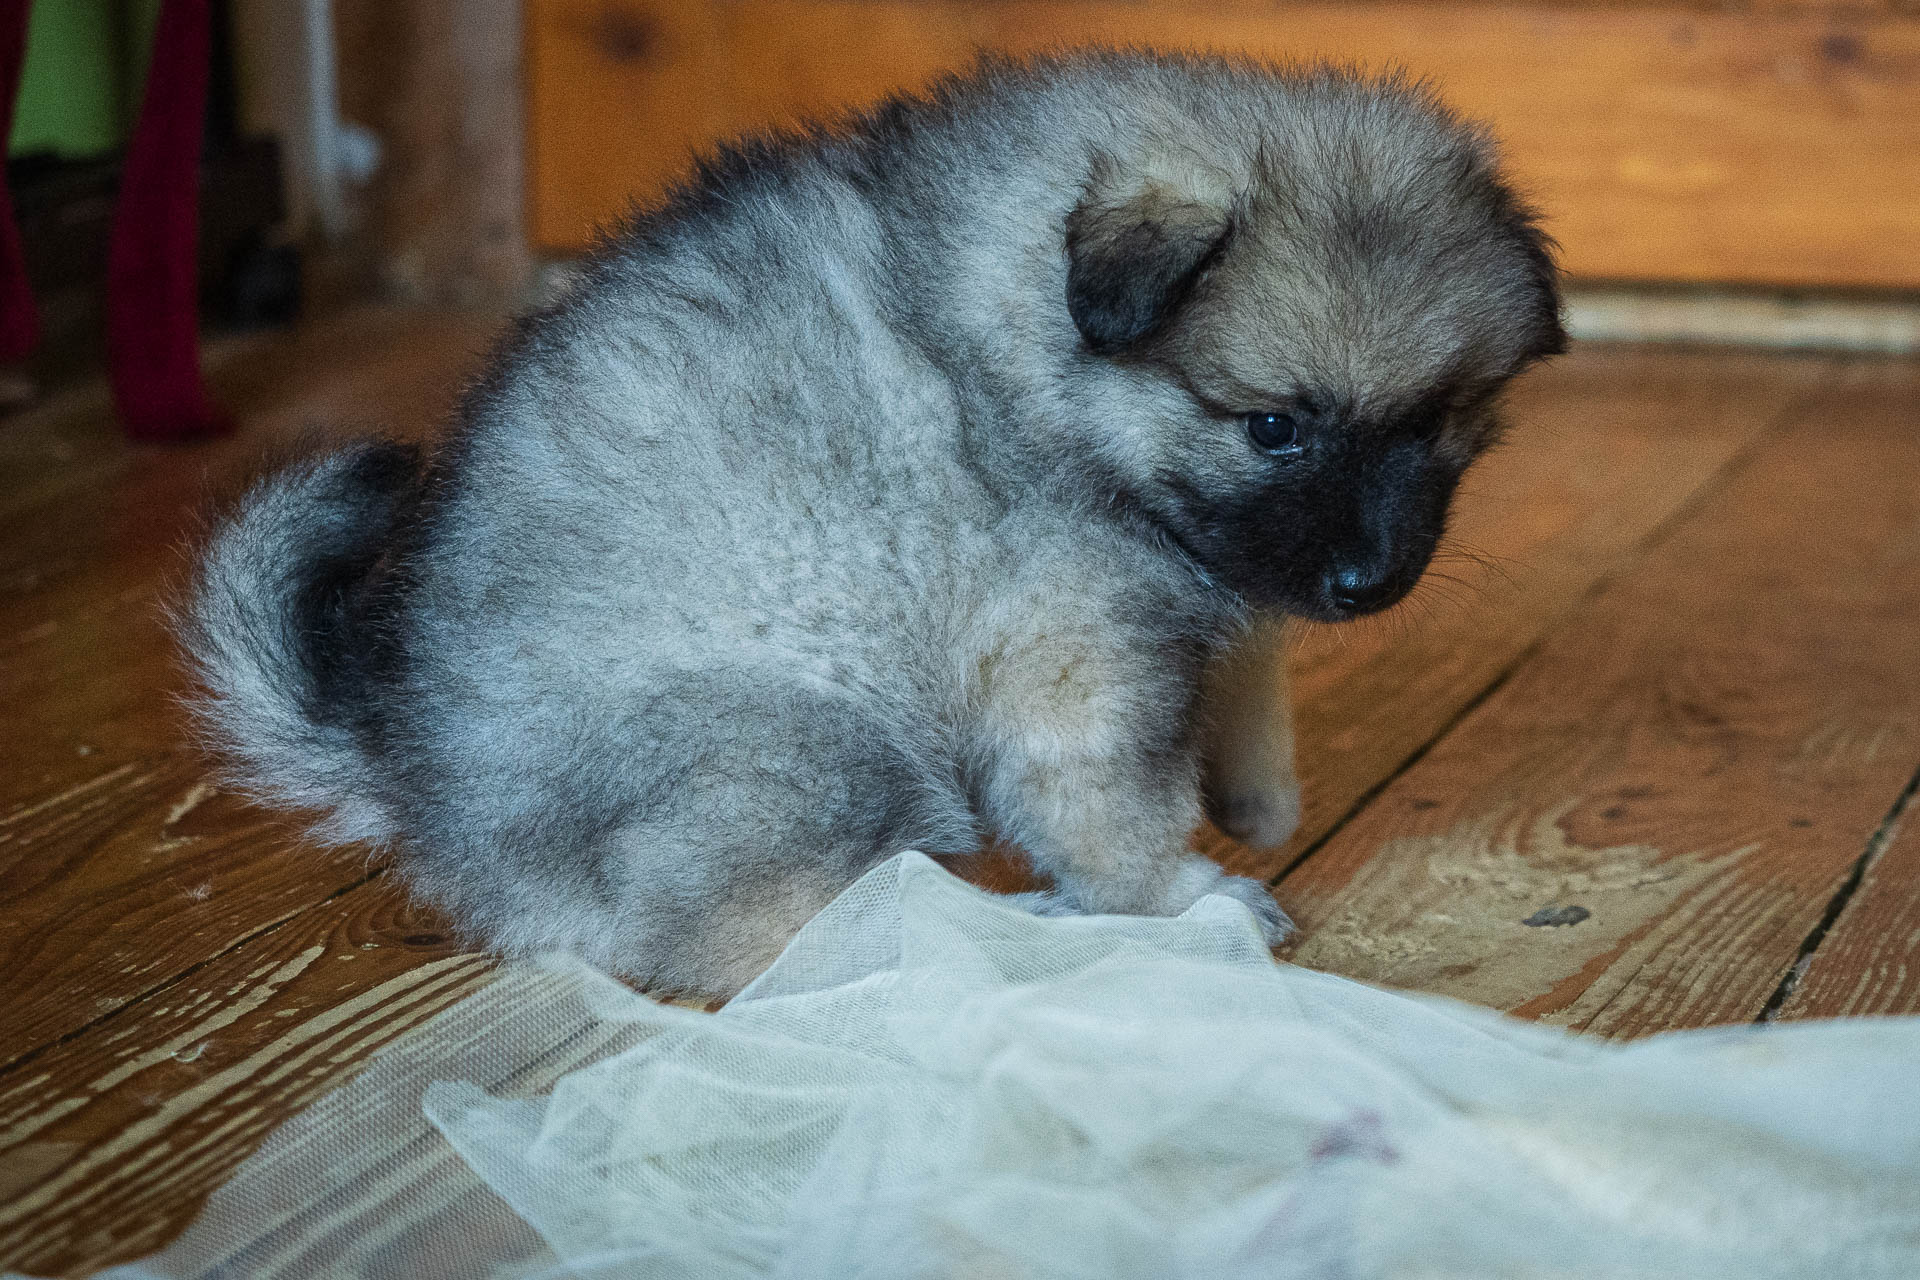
xmin=525 ymin=0 xmax=1920 ymax=289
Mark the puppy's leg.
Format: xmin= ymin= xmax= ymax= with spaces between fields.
xmin=1199 ymin=615 xmax=1303 ymax=849
xmin=973 ymin=631 xmax=1294 ymax=945
xmin=468 ymin=679 xmax=978 ymax=1001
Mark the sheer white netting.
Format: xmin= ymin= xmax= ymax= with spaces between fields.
xmin=43 ymin=852 xmax=1920 ymax=1279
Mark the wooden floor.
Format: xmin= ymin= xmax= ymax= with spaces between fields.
xmin=2 ymin=306 xmax=1918 ymax=1275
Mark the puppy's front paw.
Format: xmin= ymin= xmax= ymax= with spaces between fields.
xmin=1211 ymin=780 xmax=1303 ymax=850
xmin=1209 ymin=874 xmax=1297 ymax=947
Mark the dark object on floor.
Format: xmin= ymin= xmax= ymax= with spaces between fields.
xmin=1523 ymin=905 xmax=1592 ymax=928
xmin=219 ymin=232 xmax=302 ymax=330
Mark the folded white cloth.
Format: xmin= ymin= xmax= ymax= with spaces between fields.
xmin=71 ymin=852 xmax=1920 ymax=1279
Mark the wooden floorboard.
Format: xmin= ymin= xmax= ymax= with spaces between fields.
xmin=0 ymin=878 xmax=489 ymax=1276
xmin=0 ymin=308 xmax=499 ymax=1068
xmin=1209 ymin=345 xmax=1836 ymax=881
xmin=1274 ymin=356 xmax=1920 ymax=1038
xmin=1 ymin=313 xmax=1917 ymax=1275
xmin=0 ymin=758 xmax=378 ymax=1071
xmin=0 ymin=309 xmax=501 ymax=803
xmin=1776 ymin=774 xmax=1920 ymax=1021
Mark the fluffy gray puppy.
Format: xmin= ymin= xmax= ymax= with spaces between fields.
xmin=180 ymin=51 xmax=1563 ymax=996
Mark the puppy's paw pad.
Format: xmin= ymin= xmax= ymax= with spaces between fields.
xmin=1210 ymin=875 xmax=1296 ymax=947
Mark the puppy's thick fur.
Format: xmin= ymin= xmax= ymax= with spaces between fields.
xmin=179 ymin=52 xmax=1562 ymax=996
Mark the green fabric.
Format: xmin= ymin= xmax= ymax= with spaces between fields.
xmin=9 ymin=0 xmax=162 ymax=160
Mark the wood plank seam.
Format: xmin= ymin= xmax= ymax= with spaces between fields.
xmin=1264 ymin=655 xmax=1531 ymax=887
xmin=1563 ymin=879 xmax=1746 ymax=1034
xmin=0 ymin=956 xmax=497 ymax=1251
xmin=1594 ymin=381 xmax=1826 ymax=567
xmin=1270 ymin=356 xmax=1920 ymax=1034
xmin=0 ymin=862 xmax=394 ymax=1084
xmin=1267 ymin=369 xmax=1833 ymax=894
xmin=1757 ymin=761 xmax=1920 ymax=1022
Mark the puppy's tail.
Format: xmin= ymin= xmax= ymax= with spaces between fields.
xmin=174 ymin=440 xmax=421 ymax=845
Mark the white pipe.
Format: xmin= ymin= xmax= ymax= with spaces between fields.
xmin=301 ymin=0 xmax=350 ymax=240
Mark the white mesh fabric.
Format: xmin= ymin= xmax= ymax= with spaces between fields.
xmin=40 ymin=852 xmax=1920 ymax=1280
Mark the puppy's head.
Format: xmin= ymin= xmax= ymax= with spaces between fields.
xmin=1064 ymin=70 xmax=1563 ymax=621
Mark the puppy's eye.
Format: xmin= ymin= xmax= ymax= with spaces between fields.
xmin=1244 ymin=410 xmax=1304 ymax=455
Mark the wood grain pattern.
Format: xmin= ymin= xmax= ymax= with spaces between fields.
xmin=0 ymin=756 xmax=385 ymax=1072
xmin=0 ymin=308 xmax=498 ymax=1068
xmin=3 ymin=302 xmax=1917 ymax=1274
xmin=1209 ymin=346 xmax=1835 ymax=881
xmin=523 ymin=0 xmax=1920 ymax=288
xmin=0 ymin=877 xmax=492 ymax=1277
xmin=0 ymin=310 xmax=511 ymax=1279
xmin=1273 ymin=357 xmax=1920 ymax=1037
xmin=331 ymin=0 xmax=533 ymax=301
xmin=1777 ymin=784 xmax=1920 ymax=1020
xmin=0 ymin=306 xmax=500 ymax=807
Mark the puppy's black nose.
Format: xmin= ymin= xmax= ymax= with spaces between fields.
xmin=1327 ymin=566 xmax=1398 ymax=614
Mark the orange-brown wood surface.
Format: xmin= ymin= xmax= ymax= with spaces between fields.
xmin=1275 ymin=358 xmax=1920 ymax=1038
xmin=1207 ymin=347 xmax=1831 ymax=882
xmin=1779 ymin=792 xmax=1920 ymax=1021
xmin=525 ymin=0 xmax=1920 ymax=289
xmin=1 ymin=310 xmax=1917 ymax=1274
xmin=0 ymin=880 xmax=490 ymax=1272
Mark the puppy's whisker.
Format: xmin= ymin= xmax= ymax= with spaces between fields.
xmin=1436 ymin=545 xmax=1520 ymax=594
xmin=1421 ymin=571 xmax=1488 ymax=605
xmin=1402 ymin=576 xmax=1481 ymax=625
xmin=1438 ymin=539 xmax=1528 ymax=589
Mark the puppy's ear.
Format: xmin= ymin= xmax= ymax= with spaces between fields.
xmin=1495 ymin=192 xmax=1568 ymax=363
xmin=1517 ymin=221 xmax=1569 ymax=362
xmin=1066 ymin=163 xmax=1233 ymax=356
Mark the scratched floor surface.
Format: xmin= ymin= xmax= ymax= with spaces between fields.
xmin=2 ymin=307 xmax=1917 ymax=1275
